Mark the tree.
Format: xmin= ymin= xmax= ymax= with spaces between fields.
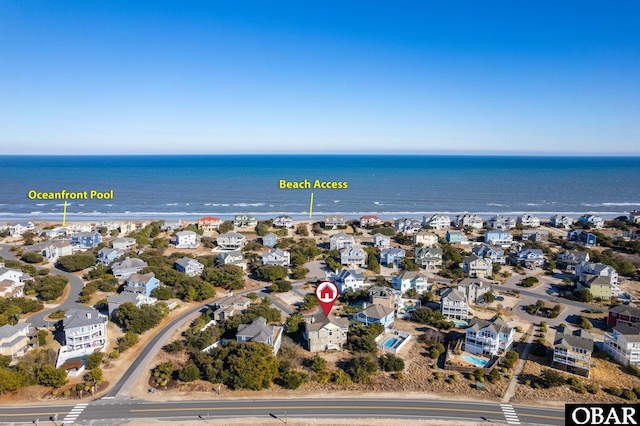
xmin=579 ymin=317 xmax=593 ymax=330
xmin=85 ymin=352 xmax=104 ymax=370
xmin=401 ymin=257 xmax=420 ymax=271
xmin=541 ymin=368 xmax=565 ymax=387
xmin=285 ymin=313 xmax=304 ymax=334
xmin=201 ymin=265 xmax=245 ymax=290
xmin=346 ymin=356 xmax=378 ymax=383
xmin=281 ymin=370 xmax=308 ymax=389
xmin=0 ymin=368 xmax=21 ymax=394
xmin=378 ymin=353 xmax=405 ymax=372
xmin=206 ymin=341 xmax=278 ymax=390
xmin=151 ymin=286 xmax=176 ymax=300
xmin=578 ymin=289 xmax=594 ymax=303
xmin=483 ymin=291 xmax=495 ymax=303
xmin=521 ymin=276 xmax=539 ymax=287
xmin=178 ymin=363 xmax=200 ymax=382
xmin=300 ymin=294 xmax=319 ymax=311
xmin=26 ymin=275 xmax=69 ymax=301
xmin=38 ymin=364 xmax=68 ymax=388
xmin=57 ymin=253 xmax=96 ymax=272
xmin=117 ymin=331 xmax=139 ymax=352
xmin=504 ymin=350 xmax=519 ymax=369
xmin=309 ymin=355 xmax=327 ymax=373
xmin=116 ymin=303 xmax=168 ymax=334
xmin=296 ymin=223 xmax=309 ymax=236
xmin=271 ymin=280 xmax=292 ymax=293
xmin=85 ymin=367 xmax=104 ymax=385
xmin=254 ymin=265 xmax=288 ymax=282
xmin=21 ymin=252 xmax=43 ymax=263
xmin=291 ymin=267 xmax=309 ymax=280
xmin=219 ymin=220 xmax=234 ymax=233
xmin=411 ymin=307 xmax=454 ymax=330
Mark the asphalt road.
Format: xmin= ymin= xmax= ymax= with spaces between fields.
xmin=0 ymin=398 xmax=566 ymax=425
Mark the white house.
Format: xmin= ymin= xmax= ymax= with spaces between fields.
xmin=9 ymin=222 xmax=36 ymax=238
xmin=111 ymin=257 xmax=148 ymax=280
xmin=462 ymin=254 xmax=493 ymax=278
xmin=261 ymin=249 xmax=291 ymax=267
xmin=380 ymin=247 xmax=406 ymax=267
xmin=175 ymin=257 xmax=204 ymax=277
xmin=107 ymin=292 xmax=158 ymax=318
xmin=604 ymin=323 xmax=640 ymax=368
xmin=175 ymin=230 xmax=200 ymax=249
xmin=0 ymin=267 xmax=31 ymax=285
xmin=234 ymin=214 xmax=258 ymax=228
xmin=465 ymin=317 xmax=514 ymax=357
xmin=60 ymin=308 xmax=108 ymax=362
xmin=550 ymin=215 xmax=574 ymax=229
xmin=329 ymin=232 xmax=355 ymax=250
xmin=42 ymin=241 xmax=73 ymax=263
xmin=373 ymin=233 xmax=391 ymax=249
xmin=217 ymin=232 xmax=246 ymax=250
xmin=392 ymin=271 xmax=431 ymax=295
xmin=509 ymin=249 xmax=545 ymax=269
xmin=576 ymin=262 xmax=619 ymax=286
xmin=355 ymin=303 xmax=394 ymax=328
xmin=413 ymin=230 xmax=439 ymax=247
xmin=218 ymin=250 xmax=246 ymax=269
xmin=488 ymin=215 xmax=516 ymax=231
xmin=440 ymin=288 xmax=469 ymax=321
xmin=359 ymin=215 xmax=383 ymax=227
xmin=453 ymin=213 xmax=484 ymax=229
xmin=395 ymin=218 xmax=422 ymax=234
xmin=340 ymin=246 xmax=366 ymax=267
xmin=472 ymin=243 xmax=506 ymax=265
xmin=274 ymin=215 xmax=294 ymax=228
xmin=484 ymin=230 xmax=513 ymax=247
xmin=518 ymin=214 xmax=541 ymax=228
xmin=423 ymin=214 xmax=451 ymax=230
xmin=330 ymin=269 xmax=366 ymax=294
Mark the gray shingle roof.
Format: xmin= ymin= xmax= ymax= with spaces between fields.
xmin=63 ymin=308 xmax=106 ymax=329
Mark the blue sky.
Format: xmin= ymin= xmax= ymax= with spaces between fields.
xmin=1 ymin=1 xmax=639 ymax=155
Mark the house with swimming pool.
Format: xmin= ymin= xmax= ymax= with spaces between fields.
xmin=464 ymin=317 xmax=515 ymax=357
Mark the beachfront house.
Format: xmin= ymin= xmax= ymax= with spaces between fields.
xmin=123 ymin=272 xmax=159 ymax=297
xmin=0 ymin=323 xmax=37 ymax=360
xmin=198 ymin=216 xmax=222 ymax=231
xmin=234 ymin=214 xmax=258 ymax=228
xmin=440 ymin=288 xmax=469 ymax=321
xmin=456 ymin=277 xmax=492 ymax=304
xmin=423 ymin=214 xmax=451 ymax=230
xmin=161 ymin=220 xmax=182 ymax=232
xmin=462 ymin=254 xmax=493 ymax=278
xmin=274 ymin=215 xmax=294 ymax=228
xmin=236 ymin=317 xmax=282 ymax=355
xmin=552 ymin=327 xmax=595 ymax=378
xmin=329 ymin=232 xmax=355 ymax=250
xmin=355 ymin=303 xmax=395 ymax=328
xmin=324 ymin=215 xmax=346 ymax=229
xmin=608 ymin=304 xmax=640 ymax=327
xmin=413 ymin=230 xmax=439 ymax=247
xmin=508 ymin=248 xmax=545 ymax=269
xmin=518 ymin=214 xmax=541 ymax=228
xmin=261 ymin=249 xmax=290 ymax=267
xmin=488 ymin=215 xmax=516 ymax=230
xmin=380 ymin=247 xmax=406 ymax=267
xmin=446 ymin=229 xmax=467 ymax=244
xmin=368 ymin=286 xmax=399 ymax=311
xmin=392 ymin=270 xmax=431 ymax=295
xmin=112 ymin=237 xmax=137 ymax=251
xmin=415 ymin=247 xmax=443 ymax=270
xmin=175 ymin=257 xmax=204 ymax=277
xmin=119 ymin=222 xmax=137 ymax=235
xmin=550 ymin=215 xmax=574 ymax=229
xmin=567 ymin=229 xmax=597 ymax=247
xmin=331 ymin=269 xmax=366 ymax=294
xmin=97 ymin=247 xmax=124 ymax=266
xmin=175 ymin=230 xmax=200 ymax=249
xmin=218 ymin=250 xmax=246 ymax=270
xmin=373 ymin=233 xmax=391 ymax=249
xmin=111 ymin=257 xmax=147 ymax=280
xmin=262 ymin=233 xmax=278 ymax=248
xmin=212 ymin=294 xmax=251 ymax=321
xmin=360 ymin=215 xmax=383 ymax=227
xmin=453 ymin=213 xmax=484 ymax=230
xmin=394 ymin=218 xmax=422 ymax=234
xmin=340 ymin=246 xmax=366 ymax=267
xmin=604 ymin=324 xmax=640 ymax=368
xmin=465 ymin=317 xmax=514 ymax=357
xmin=42 ymin=240 xmax=73 ymax=264
xmin=484 ymin=230 xmax=513 ymax=247
xmin=303 ymin=313 xmax=349 ymax=352
xmin=217 ymin=232 xmax=246 ymax=250
xmin=521 ymin=230 xmax=549 ymax=242
xmin=472 ymin=244 xmax=506 ymax=265
xmin=71 ymin=231 xmax=102 ymax=249
xmin=579 ymin=214 xmax=605 ymax=229
xmin=9 ymin=222 xmax=36 ymax=238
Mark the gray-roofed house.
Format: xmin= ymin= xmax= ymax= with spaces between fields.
xmin=465 ymin=317 xmax=514 ymax=356
xmin=453 ymin=213 xmax=484 ymax=229
xmin=107 ymin=292 xmax=157 ymax=318
xmin=262 ymin=233 xmax=278 ymax=248
xmin=217 ymin=232 xmax=246 ymax=250
xmin=340 ymin=246 xmax=366 ymax=267
xmin=604 ymin=323 xmax=640 ymax=368
xmin=218 ymin=250 xmax=246 ymax=270
xmin=329 ymin=232 xmax=355 ymax=250
xmin=462 ymin=254 xmax=493 ymax=278
xmin=576 ymin=262 xmax=619 ymax=286
xmin=557 ymin=249 xmax=590 ymax=272
xmin=392 ymin=270 xmax=431 ymax=294
xmin=42 ymin=240 xmax=73 ymax=264
xmin=111 ymin=257 xmax=148 ymax=280
xmin=440 ymin=288 xmax=469 ymax=321
xmin=175 ymin=230 xmax=200 ymax=249
xmin=303 ymin=313 xmax=349 ymax=352
xmin=508 ymin=248 xmax=545 ymax=269
xmin=608 ymin=304 xmax=640 ymax=327
xmin=488 ymin=215 xmax=516 ymax=230
xmin=518 ymin=214 xmax=541 ymax=228
xmin=112 ymin=237 xmax=137 ymax=251
xmin=212 ymin=294 xmax=251 ymax=321
xmin=234 ymin=214 xmax=258 ymax=228
xmin=422 ymin=214 xmax=451 ymax=230
xmin=355 ymin=303 xmax=394 ymax=328
xmin=0 ymin=279 xmax=24 ymax=298
xmin=521 ymin=229 xmax=548 ymax=242
xmin=0 ymin=266 xmax=31 ymax=285
xmin=415 ymin=247 xmax=443 ymax=269
xmin=456 ymin=277 xmax=492 ymax=304
xmin=324 ymin=215 xmax=346 ymax=229
xmin=9 ymin=221 xmax=36 ymax=238
xmin=261 ymin=249 xmax=290 ymax=267
xmin=394 ymin=218 xmax=422 ymax=234
xmin=71 ymin=231 xmax=102 ymax=249
xmin=331 ymin=269 xmax=366 ymax=294
xmin=123 ymin=272 xmax=160 ymax=296
xmin=552 ymin=327 xmax=594 ymax=377
xmin=368 ymin=286 xmax=400 ymax=311
xmin=236 ymin=317 xmax=282 ymax=355
xmin=274 ymin=215 xmax=293 ymax=228
xmin=472 ymin=244 xmax=506 ymax=265
xmin=373 ymin=233 xmax=391 ymax=249
xmin=97 ymin=247 xmax=123 ymax=266
xmin=550 ymin=215 xmax=574 ymax=229
xmin=62 ymin=308 xmax=108 ymax=352
xmin=175 ymin=257 xmax=204 ymax=277
xmin=413 ymin=230 xmax=439 ymax=247
xmin=380 ymin=247 xmax=406 ymax=268
xmin=0 ymin=323 xmax=37 ymax=360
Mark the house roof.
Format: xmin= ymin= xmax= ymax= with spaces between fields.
xmin=457 ymin=277 xmax=491 ymax=288
xmin=305 ymin=313 xmax=349 ymax=332
xmin=126 ymin=272 xmax=156 ymax=285
xmin=176 ymin=230 xmax=197 ymax=236
xmin=610 ymin=304 xmax=640 ymax=318
xmin=236 ymin=317 xmax=275 ymax=344
xmin=63 ymin=308 xmax=106 ymax=329
xmin=441 ymin=287 xmax=467 ymax=302
xmin=396 ymin=270 xmax=429 ymax=281
xmin=360 ymin=304 xmax=394 ymax=320
xmin=554 ymin=329 xmax=594 ymax=352
xmin=613 ymin=324 xmax=640 ymax=341
xmin=369 ymin=286 xmax=396 ymax=298
xmin=336 ymin=269 xmax=364 ymax=281
xmin=175 ymin=257 xmax=202 ymax=268
xmin=219 ymin=231 xmax=245 ymax=239
xmin=381 ymin=247 xmax=405 ymax=256
xmin=113 ymin=257 xmax=147 ymax=270
xmin=108 ymin=292 xmax=140 ymax=305
xmin=0 ymin=323 xmax=31 ymax=340
xmin=214 ymin=294 xmax=251 ymax=307
xmin=199 ymin=216 xmax=221 ymax=222
xmin=467 ymin=317 xmax=512 ymax=335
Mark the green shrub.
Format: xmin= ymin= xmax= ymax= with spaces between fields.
xmin=623 ymin=389 xmax=638 ymax=401
xmin=609 ymin=387 xmax=623 ymax=397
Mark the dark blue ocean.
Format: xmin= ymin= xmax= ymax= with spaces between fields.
xmin=0 ymin=155 xmax=639 ymax=221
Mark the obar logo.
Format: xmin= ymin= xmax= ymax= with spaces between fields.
xmin=567 ymin=404 xmax=640 ymax=425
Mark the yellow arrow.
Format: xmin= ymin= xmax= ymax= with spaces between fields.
xmin=62 ymin=201 xmax=68 ymax=226
xmin=309 ymin=192 xmax=314 ymax=218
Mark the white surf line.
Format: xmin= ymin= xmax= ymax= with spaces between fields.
xmin=500 ymin=404 xmax=521 ymax=425
xmin=62 ymin=402 xmax=89 ymax=424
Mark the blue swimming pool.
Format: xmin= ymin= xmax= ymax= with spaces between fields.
xmin=382 ymin=337 xmax=398 ymax=348
xmin=462 ymin=354 xmax=488 ymax=367
xmin=453 ymin=320 xmax=468 ymax=328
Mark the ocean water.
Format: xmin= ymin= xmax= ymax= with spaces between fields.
xmin=0 ymin=155 xmax=639 ymax=221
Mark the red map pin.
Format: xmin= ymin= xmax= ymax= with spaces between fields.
xmin=315 ymin=280 xmax=338 ymax=317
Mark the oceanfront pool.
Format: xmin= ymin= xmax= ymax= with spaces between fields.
xmin=453 ymin=320 xmax=468 ymax=328
xmin=382 ymin=337 xmax=398 ymax=348
xmin=462 ymin=354 xmax=488 ymax=367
